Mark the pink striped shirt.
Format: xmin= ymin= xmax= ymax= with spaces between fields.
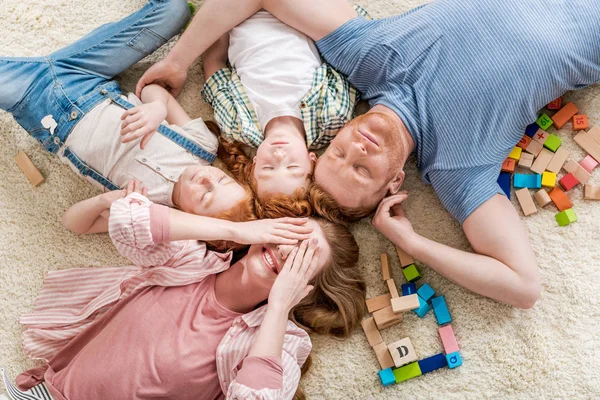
xmin=16 ymin=193 xmax=312 ymax=399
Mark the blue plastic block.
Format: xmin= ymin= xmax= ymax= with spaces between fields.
xmin=401 ymin=283 xmax=416 ymax=296
xmin=413 ymin=294 xmax=430 ymax=318
xmin=497 ymin=172 xmax=511 ymax=200
xmin=525 ymin=122 xmax=538 ymax=137
xmin=513 ymin=173 xmax=542 ymax=189
xmin=445 ymin=351 xmax=463 ymax=369
xmin=417 ymin=283 xmax=435 ymax=302
xmin=379 ymin=368 xmax=396 ymax=386
xmin=418 ymin=353 xmax=448 ymax=374
xmin=431 ymin=296 xmax=452 ymax=325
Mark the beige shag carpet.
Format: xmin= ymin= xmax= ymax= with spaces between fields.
xmin=1 ymin=0 xmax=600 ymax=398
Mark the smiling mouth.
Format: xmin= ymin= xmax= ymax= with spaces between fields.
xmin=359 ymin=130 xmax=379 ymax=147
xmin=262 ymin=247 xmax=279 ymax=274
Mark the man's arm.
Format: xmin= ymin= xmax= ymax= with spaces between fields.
xmin=373 ymin=194 xmax=541 ymax=309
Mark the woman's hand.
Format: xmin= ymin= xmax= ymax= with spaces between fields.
xmin=232 ymin=218 xmax=313 ymax=245
xmin=372 ymin=192 xmax=419 ymax=252
xmin=136 ymin=58 xmax=189 ymax=98
xmin=268 ymin=239 xmax=320 ymax=313
xmin=120 ymin=101 xmax=168 ymax=149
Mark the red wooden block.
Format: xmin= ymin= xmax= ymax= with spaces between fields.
xmin=548 ymin=187 xmax=572 ymax=211
xmin=517 ymin=135 xmax=532 ymax=150
xmin=573 ymin=114 xmax=589 ymax=131
xmin=559 ymin=173 xmax=579 ymax=191
xmin=501 ymin=158 xmax=516 ymax=173
xmin=547 ymin=97 xmax=562 ymax=110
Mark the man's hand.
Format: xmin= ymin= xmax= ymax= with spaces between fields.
xmin=136 ymin=58 xmax=189 ymax=98
xmin=372 ymin=192 xmax=418 ymax=250
xmin=120 ymin=101 xmax=168 ymax=149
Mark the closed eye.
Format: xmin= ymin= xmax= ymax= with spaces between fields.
xmin=334 ymin=148 xmax=344 ymax=158
xmin=354 ymin=165 xmax=370 ymax=177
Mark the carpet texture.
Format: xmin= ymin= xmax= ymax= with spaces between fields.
xmin=1 ymin=0 xmax=599 ymax=398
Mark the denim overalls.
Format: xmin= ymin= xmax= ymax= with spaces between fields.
xmin=0 ymin=0 xmax=215 ymax=190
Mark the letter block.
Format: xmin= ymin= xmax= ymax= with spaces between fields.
xmin=547 ymin=97 xmax=562 ymax=110
xmin=525 ymin=122 xmax=539 ymax=137
xmin=572 ymin=114 xmax=589 ymax=131
xmin=532 ymin=129 xmax=549 ymax=144
xmin=401 ymin=283 xmax=417 ymax=296
xmin=501 ymin=158 xmax=516 ymax=173
xmin=446 ymin=351 xmax=463 ymax=369
xmin=388 ymin=338 xmax=418 ymax=368
xmin=431 ymin=296 xmax=452 ymax=326
xmin=418 ymin=353 xmax=448 ymax=374
xmin=517 ymin=135 xmax=532 ymax=150
xmin=536 ymin=113 xmax=553 ymax=131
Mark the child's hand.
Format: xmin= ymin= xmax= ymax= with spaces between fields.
xmin=100 ymin=180 xmax=148 ymax=208
xmin=120 ymin=101 xmax=168 ymax=149
xmin=232 ymin=218 xmax=313 ymax=245
xmin=372 ymin=192 xmax=418 ymax=250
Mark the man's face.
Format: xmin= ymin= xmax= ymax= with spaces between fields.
xmin=314 ymin=112 xmax=405 ymax=211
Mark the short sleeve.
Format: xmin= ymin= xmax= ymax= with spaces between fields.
xmin=427 ymin=165 xmax=505 ymax=224
xmin=200 ymin=67 xmax=243 ymax=142
xmin=178 ymin=118 xmax=219 ymax=155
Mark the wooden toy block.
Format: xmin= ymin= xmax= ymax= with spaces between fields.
xmin=391 ymin=294 xmax=420 ymax=313
xmin=534 ymin=189 xmax=552 ymax=207
xmin=517 ymin=135 xmax=532 ymax=150
xmin=530 ymin=149 xmax=554 ymax=174
xmin=507 ymin=146 xmax=522 ymax=161
xmin=546 ymin=147 xmax=569 ymax=173
xmin=402 ymin=264 xmax=421 ymax=283
xmin=579 ymin=155 xmax=598 ymax=173
xmin=541 ymin=171 xmax=556 ymax=188
xmin=555 ymin=208 xmax=577 ymax=227
xmin=14 ymin=151 xmax=45 ymax=187
xmin=373 ymin=341 xmax=395 ymax=370
xmin=515 ymin=188 xmax=537 ymax=216
xmin=497 ymin=172 xmax=511 ymax=199
xmin=416 ymin=283 xmax=435 ymax=302
xmin=501 ymin=158 xmax=516 ymax=173
xmin=446 ymin=351 xmax=463 ymax=369
xmin=361 ymin=317 xmax=384 ymax=347
xmin=379 ymin=368 xmax=396 ymax=387
xmin=563 ymin=159 xmax=591 ymax=184
xmin=551 ymin=102 xmax=579 ymax=129
xmin=387 ymin=279 xmax=400 ymax=298
xmin=401 ymin=283 xmax=416 ymax=296
xmin=413 ymin=295 xmax=431 ymax=318
xmin=373 ymin=305 xmax=402 ymax=330
xmin=381 ymin=253 xmax=391 ymax=281
xmin=548 ymin=187 xmax=572 ymax=211
xmin=547 ymin=97 xmax=562 ymax=110
xmin=532 ymin=129 xmax=549 ymax=144
xmin=518 ymin=153 xmax=534 ymax=169
xmin=583 ymin=184 xmax=600 ymax=200
xmin=393 ymin=362 xmax=422 ymax=383
xmin=584 ymin=184 xmax=600 ymax=200
xmin=559 ymin=173 xmax=578 ymax=191
xmin=395 ymin=246 xmax=414 ymax=267
xmin=431 ymin=296 xmax=452 ymax=326
xmin=418 ymin=353 xmax=448 ymax=374
xmin=525 ymin=123 xmax=539 ymax=137
xmin=366 ymin=293 xmax=392 ymax=313
xmin=438 ymin=324 xmax=460 ymax=354
xmin=525 ymin=140 xmax=543 ymax=157
xmin=544 ymin=134 xmax=562 ymax=152
xmin=573 ymin=114 xmax=589 ymax=131
xmin=588 ymin=125 xmax=600 ymax=143
xmin=388 ymin=338 xmax=418 ymax=368
xmin=536 ymin=113 xmax=553 ymax=131
xmin=573 ymin=131 xmax=600 ymax=163
xmin=513 ymin=173 xmax=541 ymax=189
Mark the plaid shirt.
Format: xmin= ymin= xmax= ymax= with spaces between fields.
xmin=201 ymin=6 xmax=371 ymax=150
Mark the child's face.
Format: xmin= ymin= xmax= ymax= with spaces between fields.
xmin=177 ymin=166 xmax=247 ymax=216
xmin=253 ymin=130 xmax=317 ymax=198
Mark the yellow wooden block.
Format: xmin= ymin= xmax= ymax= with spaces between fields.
xmin=541 ymin=172 xmax=556 ymax=188
xmin=508 ymin=146 xmax=522 ymax=161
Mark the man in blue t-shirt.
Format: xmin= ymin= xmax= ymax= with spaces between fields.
xmin=137 ymin=0 xmax=600 ymax=309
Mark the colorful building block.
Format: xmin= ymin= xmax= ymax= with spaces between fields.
xmin=401 ymin=283 xmax=417 ymax=296
xmin=381 ymin=253 xmax=391 ymax=281
xmin=517 ymin=135 xmax=532 ymax=150
xmin=391 ymin=294 xmax=420 ymax=313
xmin=518 ymin=153 xmax=534 ymax=169
xmin=579 ymin=155 xmax=598 ymax=173
xmin=413 ymin=295 xmax=431 ymax=318
xmin=584 ymin=184 xmax=600 ymax=200
xmin=572 ymin=114 xmax=588 ymax=131
xmin=431 ymin=296 xmax=452 ymax=326
xmin=438 ymin=324 xmax=460 ymax=354
xmin=373 ymin=341 xmax=395 ymax=370
xmin=396 ymin=246 xmax=414 ymax=268
xmin=546 ymin=147 xmax=569 ymax=173
xmin=416 ymin=283 xmax=435 ymax=302
xmin=501 ymin=158 xmax=516 ymax=173
xmin=393 ymin=362 xmax=422 ymax=383
xmin=379 ymin=368 xmax=396 ymax=387
xmin=555 ymin=208 xmax=577 ymax=227
xmin=536 ymin=113 xmax=553 ymax=131
xmin=525 ymin=140 xmax=543 ymax=157
xmin=373 ymin=306 xmax=402 ymax=330
xmin=446 ymin=351 xmax=463 ymax=369
xmin=532 ymin=129 xmax=549 ymax=144
xmin=366 ymin=293 xmax=392 ymax=313
xmin=543 ymin=134 xmax=562 ymax=152
xmin=541 ymin=171 xmax=556 ymax=188
xmin=497 ymin=172 xmax=511 ymax=199
xmin=388 ymin=338 xmax=418 ymax=368
xmin=547 ymin=97 xmax=562 ymax=110
xmin=548 ymin=187 xmax=572 ymax=212
xmin=508 ymin=147 xmax=522 ymax=161
xmin=525 ymin=122 xmax=539 ymax=137
xmin=361 ymin=317 xmax=384 ymax=347
xmin=552 ymin=102 xmax=579 ymax=129
xmin=530 ymin=148 xmax=554 ymax=174
xmin=418 ymin=353 xmax=448 ymax=374
xmin=387 ymin=279 xmax=400 ymax=298
xmin=513 ymin=174 xmax=542 ymax=189
xmin=15 ymin=152 xmax=45 ymax=187
xmin=563 ymin=160 xmax=591 ymax=184
xmin=534 ymin=189 xmax=552 ymax=207
xmin=574 ymin=131 xmax=600 ymax=163
xmin=515 ymin=188 xmax=537 ymax=216
xmin=559 ymin=173 xmax=578 ymax=191
xmin=402 ymin=264 xmax=421 ymax=283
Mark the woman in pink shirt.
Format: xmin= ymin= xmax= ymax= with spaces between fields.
xmin=4 ymin=189 xmax=366 ymax=399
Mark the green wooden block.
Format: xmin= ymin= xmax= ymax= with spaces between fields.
xmin=402 ymin=264 xmax=421 ymax=282
xmin=544 ymin=134 xmax=562 ymax=152
xmin=555 ymin=208 xmax=577 ymax=227
xmin=536 ymin=114 xmax=553 ymax=131
xmin=393 ymin=362 xmax=422 ymax=383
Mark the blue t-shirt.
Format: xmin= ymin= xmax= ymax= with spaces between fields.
xmin=316 ymin=0 xmax=600 ymax=223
